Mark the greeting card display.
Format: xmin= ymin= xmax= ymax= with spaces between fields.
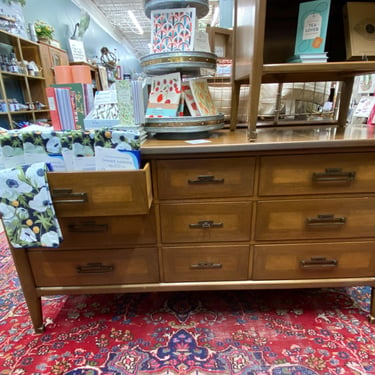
xmin=151 ymin=8 xmax=196 ymax=53
xmin=142 ymin=0 xmax=224 ymax=136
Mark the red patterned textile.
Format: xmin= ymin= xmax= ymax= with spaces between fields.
xmin=0 ymin=232 xmax=374 ymax=375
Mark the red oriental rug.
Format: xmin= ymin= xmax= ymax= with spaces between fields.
xmin=0 ymin=231 xmax=375 ymax=375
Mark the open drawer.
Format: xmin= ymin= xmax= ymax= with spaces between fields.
xmin=47 ymin=163 xmax=153 ymax=217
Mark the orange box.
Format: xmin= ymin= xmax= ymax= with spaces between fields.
xmin=71 ymin=65 xmax=92 ymax=84
xmin=54 ymin=65 xmax=73 ymax=84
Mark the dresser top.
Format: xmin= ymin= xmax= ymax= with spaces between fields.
xmin=141 ymin=125 xmax=375 ymax=155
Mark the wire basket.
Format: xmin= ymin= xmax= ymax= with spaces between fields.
xmin=209 ymin=77 xmax=339 ymax=127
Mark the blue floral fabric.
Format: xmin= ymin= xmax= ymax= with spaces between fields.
xmin=0 ymin=162 xmax=62 ymax=248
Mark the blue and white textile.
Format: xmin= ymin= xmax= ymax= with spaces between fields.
xmin=0 ymin=162 xmax=62 ymax=248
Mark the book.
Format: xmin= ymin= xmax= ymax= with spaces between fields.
xmin=52 ymin=83 xmax=94 ymax=130
xmin=146 ymin=73 xmax=181 ymax=118
xmin=116 ymin=79 xmax=136 ymax=126
xmin=188 ymin=78 xmax=218 ymax=116
xmin=115 ymin=79 xmax=146 ymax=126
xmin=294 ymin=0 xmax=331 ymax=56
xmin=46 ymin=87 xmax=62 ymax=131
xmin=131 ymin=80 xmax=147 ymax=125
xmin=55 ymin=88 xmax=76 ymax=130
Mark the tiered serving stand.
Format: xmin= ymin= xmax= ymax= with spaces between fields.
xmin=140 ymin=0 xmax=225 ymax=138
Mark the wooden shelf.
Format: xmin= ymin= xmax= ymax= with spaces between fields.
xmin=231 ymin=0 xmax=375 ymax=139
xmin=236 ymin=61 xmax=375 ymax=84
xmin=0 ymin=29 xmax=50 ymax=129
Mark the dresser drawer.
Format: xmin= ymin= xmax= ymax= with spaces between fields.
xmin=57 ymin=209 xmax=157 ymax=249
xmin=162 ymin=245 xmax=250 ymax=282
xmin=253 ymin=242 xmax=375 ymax=280
xmin=28 ymin=247 xmax=159 ymax=286
xmin=259 ymin=153 xmax=375 ymax=196
xmin=255 ymin=197 xmax=375 ymax=241
xmin=160 ymin=202 xmax=252 ymax=243
xmin=47 ymin=163 xmax=152 ymax=217
xmin=156 ymin=157 xmax=255 ymax=199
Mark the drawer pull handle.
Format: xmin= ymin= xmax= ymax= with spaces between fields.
xmin=312 ymin=168 xmax=356 ymax=182
xmin=68 ymin=222 xmax=108 ymax=233
xmin=52 ymin=188 xmax=88 ymax=204
xmin=189 ymin=220 xmax=224 ymax=229
xmin=188 ymin=175 xmax=224 ymax=184
xmin=190 ymin=262 xmax=222 ymax=269
xmin=77 ymin=262 xmax=114 ymax=274
xmin=300 ymin=257 xmax=338 ymax=269
xmin=306 ymin=214 xmax=346 ymax=226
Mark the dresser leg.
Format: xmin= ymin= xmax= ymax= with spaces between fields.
xmin=10 ymin=248 xmax=45 ymax=333
xmin=368 ymin=287 xmax=375 ymax=324
xmin=27 ymin=296 xmax=45 ymax=333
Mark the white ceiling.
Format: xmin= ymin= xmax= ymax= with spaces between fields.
xmin=73 ymin=0 xmax=217 ymax=59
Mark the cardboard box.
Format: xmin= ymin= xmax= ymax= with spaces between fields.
xmin=343 ymin=2 xmax=375 ymax=60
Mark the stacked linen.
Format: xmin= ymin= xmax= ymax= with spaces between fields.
xmin=21 ymin=130 xmax=65 ymax=171
xmin=61 ymin=128 xmax=143 ymax=171
xmin=0 ymin=132 xmax=25 ymax=168
xmin=0 ymin=127 xmax=144 ymax=172
xmin=71 ymin=130 xmax=96 ymax=171
xmin=0 ymin=127 xmax=65 ymax=171
xmin=93 ymin=128 xmax=143 ymax=171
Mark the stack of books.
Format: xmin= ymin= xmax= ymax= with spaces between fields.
xmin=84 ymin=80 xmax=147 ymax=129
xmin=46 ymin=83 xmax=94 ymax=131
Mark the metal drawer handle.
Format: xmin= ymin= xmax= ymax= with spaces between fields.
xmin=52 ymin=188 xmax=88 ymax=204
xmin=306 ymin=214 xmax=346 ymax=226
xmin=68 ymin=222 xmax=108 ymax=233
xmin=188 ymin=175 xmax=224 ymax=184
xmin=77 ymin=262 xmax=114 ymax=274
xmin=300 ymin=257 xmax=338 ymax=269
xmin=190 ymin=262 xmax=222 ymax=269
xmin=312 ymin=168 xmax=356 ymax=182
xmin=189 ymin=220 xmax=224 ymax=229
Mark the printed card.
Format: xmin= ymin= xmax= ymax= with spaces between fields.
xmin=188 ymin=78 xmax=218 ymax=116
xmin=181 ymin=83 xmax=201 ymax=116
xmin=146 ymin=72 xmax=181 ymax=118
xmin=151 ymin=8 xmax=196 ymax=53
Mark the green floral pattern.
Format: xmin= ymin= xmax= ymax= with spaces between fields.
xmin=0 ymin=162 xmax=62 ymax=248
xmin=94 ymin=128 xmax=141 ymax=150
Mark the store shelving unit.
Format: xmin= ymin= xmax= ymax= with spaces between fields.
xmin=231 ymin=0 xmax=375 ymax=140
xmin=0 ymin=29 xmax=49 ymax=129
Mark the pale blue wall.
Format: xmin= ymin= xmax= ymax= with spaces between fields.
xmin=22 ymin=0 xmax=141 ymax=75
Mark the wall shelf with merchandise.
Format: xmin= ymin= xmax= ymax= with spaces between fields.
xmin=0 ymin=29 xmax=49 ymax=129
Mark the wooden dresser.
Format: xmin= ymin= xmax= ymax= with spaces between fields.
xmin=7 ymin=126 xmax=375 ymax=332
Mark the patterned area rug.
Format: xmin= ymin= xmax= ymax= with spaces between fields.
xmin=0 ymin=232 xmax=375 ymax=375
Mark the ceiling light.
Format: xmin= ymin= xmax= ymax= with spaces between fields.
xmin=128 ymin=10 xmax=144 ymax=35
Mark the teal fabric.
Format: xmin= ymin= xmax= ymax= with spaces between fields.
xmin=0 ymin=162 xmax=62 ymax=248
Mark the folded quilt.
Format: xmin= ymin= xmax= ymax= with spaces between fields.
xmin=0 ymin=162 xmax=63 ymax=248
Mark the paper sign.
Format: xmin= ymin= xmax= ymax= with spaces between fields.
xmin=69 ymin=39 xmax=87 ymax=62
